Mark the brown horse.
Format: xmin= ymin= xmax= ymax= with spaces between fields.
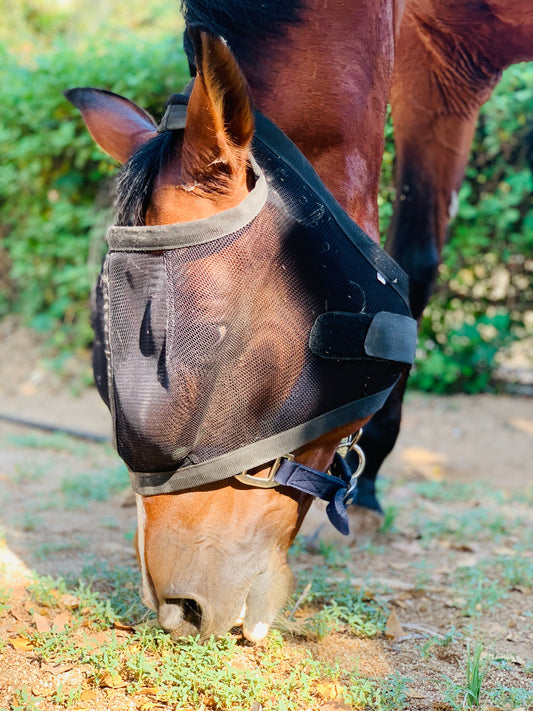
xmin=354 ymin=0 xmax=533 ymax=519
xmin=68 ymin=0 xmax=406 ymax=641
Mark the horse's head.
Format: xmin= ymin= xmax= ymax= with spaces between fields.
xmin=67 ymin=29 xmax=411 ymax=641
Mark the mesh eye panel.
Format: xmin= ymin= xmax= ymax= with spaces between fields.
xmin=94 ymin=113 xmax=415 ymax=491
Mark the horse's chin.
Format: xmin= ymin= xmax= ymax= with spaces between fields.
xmin=241 ymin=557 xmax=294 ymax=643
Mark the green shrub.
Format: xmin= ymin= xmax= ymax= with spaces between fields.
xmin=0 ymin=37 xmax=189 ymax=349
xmin=406 ymin=64 xmax=533 ymax=392
xmin=1 ymin=26 xmax=531 ymax=392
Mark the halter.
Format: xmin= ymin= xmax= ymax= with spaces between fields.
xmin=235 ymin=432 xmax=366 ymax=535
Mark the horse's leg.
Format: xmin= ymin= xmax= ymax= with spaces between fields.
xmin=352 ymin=2 xmax=509 ymax=519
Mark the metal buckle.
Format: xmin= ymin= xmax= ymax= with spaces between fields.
xmin=340 ymin=429 xmax=366 ymax=506
xmin=235 ymin=454 xmax=294 ymax=489
xmin=336 ymin=428 xmax=363 ymax=457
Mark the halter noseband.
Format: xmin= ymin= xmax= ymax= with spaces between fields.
xmin=235 ymin=433 xmax=366 ymax=535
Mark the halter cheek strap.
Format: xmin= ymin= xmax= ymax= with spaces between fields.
xmin=236 ymin=441 xmax=366 ymax=535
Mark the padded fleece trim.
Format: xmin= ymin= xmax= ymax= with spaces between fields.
xmin=106 ymin=157 xmax=267 ymax=251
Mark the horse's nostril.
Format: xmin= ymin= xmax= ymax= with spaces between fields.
xmin=165 ymin=597 xmax=203 ymax=630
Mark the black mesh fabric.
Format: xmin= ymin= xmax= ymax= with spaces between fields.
xmin=93 ymin=113 xmax=415 ymax=493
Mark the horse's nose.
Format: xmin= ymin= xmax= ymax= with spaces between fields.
xmin=158 ymin=597 xmax=204 ymax=637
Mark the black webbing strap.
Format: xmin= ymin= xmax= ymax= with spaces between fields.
xmin=273 ymin=451 xmax=355 ymax=535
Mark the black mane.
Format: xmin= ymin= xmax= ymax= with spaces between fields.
xmin=116 ymin=130 xmax=179 ymax=227
xmin=181 ymin=0 xmax=304 ymax=74
xmin=116 ymin=2 xmax=304 ymax=225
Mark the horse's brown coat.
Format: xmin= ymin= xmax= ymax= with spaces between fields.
xmin=353 ymin=0 xmax=533 ymax=513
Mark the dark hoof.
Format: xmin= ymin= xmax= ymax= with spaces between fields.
xmin=352 ymin=478 xmax=383 ymax=515
xmin=298 ymin=500 xmax=384 ymax=550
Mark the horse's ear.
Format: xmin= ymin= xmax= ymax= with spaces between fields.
xmin=181 ymin=28 xmax=254 ymax=186
xmin=65 ymin=88 xmax=158 ymax=163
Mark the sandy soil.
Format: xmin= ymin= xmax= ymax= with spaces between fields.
xmin=0 ymin=328 xmax=532 ymax=709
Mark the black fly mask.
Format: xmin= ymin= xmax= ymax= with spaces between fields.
xmin=92 ymin=105 xmax=417 ymax=532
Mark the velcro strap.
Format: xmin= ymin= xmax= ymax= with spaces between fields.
xmin=309 ymin=311 xmax=417 ymax=364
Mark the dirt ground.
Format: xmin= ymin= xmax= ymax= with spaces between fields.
xmin=0 ymin=327 xmax=532 ymax=709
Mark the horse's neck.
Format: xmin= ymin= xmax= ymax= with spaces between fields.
xmin=411 ymin=0 xmax=533 ymax=68
xmin=245 ymin=0 xmax=402 ymax=243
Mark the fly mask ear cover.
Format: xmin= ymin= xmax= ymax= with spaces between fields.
xmin=93 ymin=104 xmax=417 ymax=526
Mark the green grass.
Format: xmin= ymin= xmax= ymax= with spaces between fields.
xmin=414 ymin=505 xmax=514 ymax=545
xmin=7 ymin=566 xmax=406 ymax=711
xmin=289 ymin=566 xmax=389 ymax=640
xmin=58 ymin=464 xmax=129 ymax=508
xmin=12 ymin=462 xmax=48 ymax=483
xmin=421 ymin=627 xmax=461 ymax=659
xmin=5 ymin=431 xmax=90 ymax=455
xmin=447 ymin=554 xmax=533 ymax=617
xmin=32 ymin=537 xmax=89 ymax=561
xmin=442 ymin=640 xmax=490 ymax=710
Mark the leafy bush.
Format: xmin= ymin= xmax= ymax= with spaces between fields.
xmin=0 ymin=27 xmax=531 ymax=392
xmin=405 ymin=64 xmax=533 ymax=392
xmin=0 ymin=36 xmax=189 ymax=348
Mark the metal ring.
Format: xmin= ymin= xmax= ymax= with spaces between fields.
xmin=348 ymin=442 xmax=366 ymax=480
xmin=235 ymin=454 xmax=293 ymax=489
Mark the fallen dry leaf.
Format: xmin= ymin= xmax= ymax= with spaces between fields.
xmin=449 ymin=542 xmax=479 ymax=553
xmin=402 ymin=621 xmax=442 ymax=637
xmin=385 ymin=610 xmax=405 ymax=639
xmin=33 ymin=612 xmax=51 ymax=634
xmin=511 ymin=584 xmax=530 ymax=594
xmin=80 ymin=689 xmax=99 ymax=701
xmin=11 ymin=608 xmax=28 ymax=622
xmin=52 ymin=610 xmax=71 ymax=631
xmin=135 ymin=687 xmax=161 ymax=697
xmin=406 ymin=687 xmax=426 ymax=699
xmin=492 ymin=545 xmax=517 ymax=556
xmin=454 ymin=554 xmax=480 ymax=568
xmin=99 ymin=672 xmax=127 ymax=689
xmin=60 ymin=593 xmax=81 ymax=609
xmin=113 ymin=620 xmax=135 ymax=631
xmin=446 ymin=596 xmax=467 ymax=608
xmin=315 ymin=681 xmax=345 ymax=701
xmin=32 ymin=685 xmax=55 ymax=697
xmin=10 ymin=635 xmax=35 ymax=651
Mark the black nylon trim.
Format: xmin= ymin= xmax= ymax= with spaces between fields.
xmin=158 ymin=103 xmax=188 ymax=132
xmin=364 ymin=312 xmax=418 ymax=364
xmin=128 ymin=383 xmax=396 ymax=495
xmin=252 ymin=112 xmax=411 ymax=309
xmin=106 ymin=157 xmax=267 ymax=251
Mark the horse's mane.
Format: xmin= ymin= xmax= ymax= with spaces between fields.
xmin=116 ymin=127 xmax=179 ymax=227
xmin=180 ymin=0 xmax=304 ymax=73
xmin=116 ymin=2 xmax=304 ymax=226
